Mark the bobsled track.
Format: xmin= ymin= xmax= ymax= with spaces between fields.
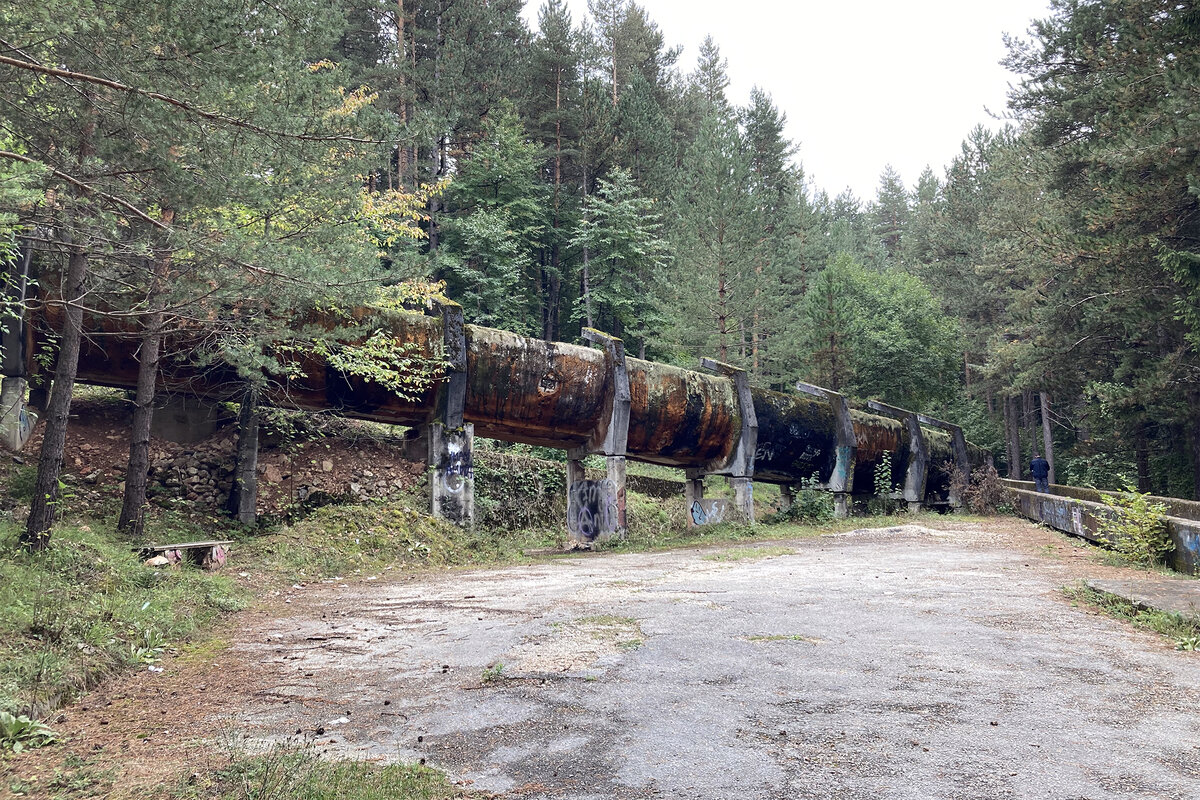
xmin=0 ymin=295 xmax=989 ymax=541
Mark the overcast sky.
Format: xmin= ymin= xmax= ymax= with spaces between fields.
xmin=521 ymin=0 xmax=1054 ymax=202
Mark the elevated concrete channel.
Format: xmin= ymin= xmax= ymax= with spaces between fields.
xmin=3 ymin=297 xmax=988 ymax=541
xmin=1003 ymin=479 xmax=1200 ymax=574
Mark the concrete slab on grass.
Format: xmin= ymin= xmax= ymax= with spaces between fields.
xmin=1086 ymin=577 xmax=1200 ymax=620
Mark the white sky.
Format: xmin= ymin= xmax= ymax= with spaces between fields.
xmin=521 ymin=0 xmax=1054 ymax=201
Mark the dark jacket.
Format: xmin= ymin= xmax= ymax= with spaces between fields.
xmin=1030 ymin=457 xmax=1050 ymax=480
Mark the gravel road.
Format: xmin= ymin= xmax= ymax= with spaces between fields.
xmin=230 ymin=523 xmax=1200 ymax=800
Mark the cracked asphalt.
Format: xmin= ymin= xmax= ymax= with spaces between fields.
xmin=229 ymin=523 xmax=1200 ymax=799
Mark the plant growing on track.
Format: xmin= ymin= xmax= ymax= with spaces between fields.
xmin=1098 ymin=487 xmax=1172 ymax=566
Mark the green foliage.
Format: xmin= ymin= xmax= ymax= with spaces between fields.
xmin=703 ymin=546 xmax=792 ymax=562
xmin=1098 ymin=487 xmax=1173 ymax=567
xmin=481 ymin=662 xmax=506 ymax=684
xmin=439 ymin=101 xmax=545 ymax=334
xmin=765 ymin=476 xmax=834 ymax=524
xmin=799 ymin=254 xmax=960 ymax=408
xmin=250 ymin=504 xmax=489 ymax=581
xmin=472 ymin=447 xmax=569 ymax=533
xmin=873 ymin=453 xmax=896 ymax=498
xmin=0 ymin=710 xmax=57 ymax=753
xmin=570 ymin=167 xmax=670 ymax=343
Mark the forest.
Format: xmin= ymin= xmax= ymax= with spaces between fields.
xmin=1 ymin=0 xmax=1198 ymax=550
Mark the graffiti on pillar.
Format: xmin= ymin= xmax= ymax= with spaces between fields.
xmin=691 ymin=498 xmax=729 ymax=527
xmin=439 ymin=437 xmax=473 ymax=495
xmin=0 ymin=407 xmax=34 ymax=451
xmin=568 ymin=479 xmax=619 ymax=541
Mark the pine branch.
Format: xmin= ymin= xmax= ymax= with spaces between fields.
xmin=0 ymin=52 xmax=388 ymax=145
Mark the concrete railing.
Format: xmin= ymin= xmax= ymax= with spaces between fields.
xmin=1001 ymin=480 xmax=1200 ymax=575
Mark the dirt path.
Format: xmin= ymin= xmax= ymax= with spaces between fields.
xmin=8 ymin=518 xmax=1200 ymax=799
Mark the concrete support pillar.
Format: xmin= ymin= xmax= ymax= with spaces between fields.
xmin=606 ymin=455 xmax=627 ymax=537
xmin=565 ymin=329 xmax=630 ymax=546
xmin=426 ymin=298 xmax=474 ymax=528
xmin=429 ymin=422 xmax=474 ymax=527
xmin=226 ymin=386 xmax=259 ymax=526
xmin=728 ymin=476 xmax=754 ymax=523
xmin=868 ymin=400 xmax=929 ymax=514
xmin=698 ymin=358 xmax=758 ymax=526
xmin=833 ymin=493 xmax=851 ymax=519
xmin=685 ymin=469 xmax=704 ymax=529
xmin=566 ymin=456 xmax=622 ymax=545
xmin=918 ymin=413 xmax=970 ymax=511
xmin=798 ymin=381 xmax=856 ymax=519
xmin=2 ymin=242 xmax=37 ymax=452
xmin=780 ymin=484 xmax=796 ymax=514
xmin=0 ymin=376 xmax=35 ymax=451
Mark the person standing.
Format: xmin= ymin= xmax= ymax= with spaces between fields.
xmin=1030 ymin=453 xmax=1051 ymax=493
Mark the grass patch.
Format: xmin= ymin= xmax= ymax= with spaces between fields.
xmin=245 ymin=503 xmax=558 ymax=582
xmin=561 ymin=615 xmax=644 ymax=652
xmin=703 ymin=545 xmax=793 ymax=562
xmin=0 ymin=522 xmax=249 ymax=719
xmin=153 ymin=746 xmax=457 ymax=800
xmin=1063 ymin=584 xmax=1200 ymax=650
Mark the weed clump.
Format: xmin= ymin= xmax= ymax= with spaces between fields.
xmin=764 ymin=477 xmax=833 ymax=524
xmin=963 ymin=464 xmax=1008 ymax=515
xmin=1098 ymin=487 xmax=1172 ymax=566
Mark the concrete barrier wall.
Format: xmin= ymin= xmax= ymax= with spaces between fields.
xmin=1003 ymin=480 xmax=1200 ymax=522
xmin=1004 ymin=481 xmax=1200 ymax=575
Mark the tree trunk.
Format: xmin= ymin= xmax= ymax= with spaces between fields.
xmin=581 ymin=164 xmax=593 ymax=329
xmin=1021 ymin=390 xmax=1035 ymax=460
xmin=717 ymin=267 xmax=728 ymax=361
xmin=119 ymin=219 xmax=173 ymax=537
xmin=1039 ymin=390 xmax=1055 ymax=486
xmin=226 ymin=385 xmax=260 ymax=525
xmin=1134 ymin=421 xmax=1152 ymax=494
xmin=1190 ymin=393 xmax=1200 ymax=501
xmin=546 ymin=67 xmax=562 ymax=342
xmin=117 ymin=313 xmax=163 ymax=537
xmin=1003 ymin=394 xmax=1021 ymax=479
xmin=396 ymin=0 xmax=407 ymax=188
xmin=22 ymin=245 xmax=88 ymax=550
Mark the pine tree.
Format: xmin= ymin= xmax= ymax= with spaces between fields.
xmin=570 ymin=168 xmax=669 ymax=353
xmin=527 ymin=0 xmax=583 ymax=340
xmin=871 ymin=165 xmax=910 ymax=266
xmin=666 ymin=108 xmax=755 ymax=363
xmin=438 ymin=102 xmax=545 ymax=333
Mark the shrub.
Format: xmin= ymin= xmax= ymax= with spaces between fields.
xmin=1099 ymin=487 xmax=1172 ymax=566
xmin=766 ymin=476 xmax=833 ymax=524
xmin=963 ymin=464 xmax=1007 ymax=515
